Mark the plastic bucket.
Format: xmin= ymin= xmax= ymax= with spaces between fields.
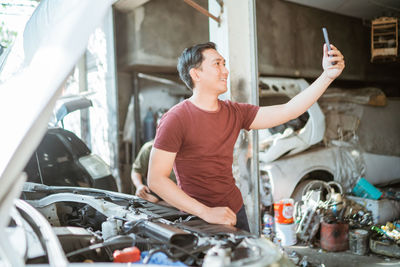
xmin=349 ymin=229 xmax=369 ymax=255
xmin=275 ymin=223 xmax=297 ymax=246
xmin=274 ymin=198 xmax=294 ymax=224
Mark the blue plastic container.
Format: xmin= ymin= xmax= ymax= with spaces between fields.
xmin=143 ymin=108 xmax=155 ymax=142
xmin=134 ymin=251 xmax=186 ymax=266
xmin=352 ymin=178 xmax=382 ymax=200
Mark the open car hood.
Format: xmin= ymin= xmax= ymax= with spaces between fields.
xmin=0 ymin=0 xmax=116 ymax=245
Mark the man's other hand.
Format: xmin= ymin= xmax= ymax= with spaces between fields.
xmin=135 ymin=185 xmax=159 ymax=203
xmin=201 ymin=206 xmax=237 ymax=226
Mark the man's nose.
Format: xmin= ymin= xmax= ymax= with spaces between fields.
xmin=222 ymin=65 xmax=229 ymax=75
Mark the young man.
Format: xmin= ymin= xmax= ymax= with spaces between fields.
xmin=148 ymin=42 xmax=345 ymax=231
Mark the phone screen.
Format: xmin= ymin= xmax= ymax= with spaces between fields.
xmin=322 ymin=27 xmax=335 ymax=65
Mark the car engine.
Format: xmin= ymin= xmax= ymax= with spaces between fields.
xmin=5 ymin=182 xmax=293 ymax=266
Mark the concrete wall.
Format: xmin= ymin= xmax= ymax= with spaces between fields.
xmin=256 ymin=0 xmax=400 ymax=83
xmin=358 ymin=99 xmax=400 ymax=156
xmin=256 ymin=0 xmax=366 ymax=80
xmin=115 ymin=0 xmax=209 ymax=71
xmin=115 ymin=0 xmax=400 ymax=84
xmin=117 ymin=72 xmax=133 ymax=135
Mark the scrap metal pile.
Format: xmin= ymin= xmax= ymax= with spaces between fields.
xmin=293 ymin=180 xmax=374 ymax=245
xmin=260 ymin=179 xmax=400 ymax=266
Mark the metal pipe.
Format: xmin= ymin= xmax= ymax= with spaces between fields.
xmin=249 ymin=0 xmax=260 ymax=236
xmin=140 ymin=221 xmax=198 ymax=247
xmin=133 ymin=72 xmax=141 ymax=155
xmin=138 ymin=72 xmax=187 ymax=90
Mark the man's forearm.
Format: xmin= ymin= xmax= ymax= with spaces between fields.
xmin=149 ymin=175 xmax=208 ymax=217
xmin=284 ymin=71 xmax=333 ymax=120
xmin=284 ymin=43 xmax=345 ymax=120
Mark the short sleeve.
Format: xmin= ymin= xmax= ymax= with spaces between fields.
xmin=153 ymin=111 xmax=184 ymax=153
xmin=234 ymin=102 xmax=260 ymax=130
xmin=132 ymin=141 xmax=152 ymax=177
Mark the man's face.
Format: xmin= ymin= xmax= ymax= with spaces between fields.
xmin=194 ymin=49 xmax=229 ymax=94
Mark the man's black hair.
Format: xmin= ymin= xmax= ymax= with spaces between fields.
xmin=177 ymin=42 xmax=217 ymax=90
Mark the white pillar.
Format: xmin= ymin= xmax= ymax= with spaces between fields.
xmin=104 ymin=8 xmax=120 ymax=188
xmin=209 ymin=0 xmax=260 ymax=235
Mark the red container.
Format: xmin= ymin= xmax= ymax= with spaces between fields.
xmin=274 ymin=199 xmax=294 ymax=224
xmin=113 ymin=246 xmax=141 ymax=263
xmin=320 ymin=222 xmax=349 ymax=252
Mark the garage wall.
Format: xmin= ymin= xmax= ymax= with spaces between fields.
xmin=116 ymin=0 xmax=399 ymax=84
xmin=117 ymin=72 xmax=133 ymax=135
xmin=256 ymin=0 xmax=367 ymax=80
xmin=257 ymin=0 xmax=400 ymax=84
xmin=115 ymin=0 xmax=209 ymax=71
xmin=357 ymin=99 xmax=400 ymax=156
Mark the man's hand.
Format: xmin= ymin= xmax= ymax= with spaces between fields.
xmin=322 ymin=44 xmax=345 ymax=80
xmin=200 ymin=206 xmax=237 ymax=226
xmin=135 ymin=184 xmax=159 ymax=203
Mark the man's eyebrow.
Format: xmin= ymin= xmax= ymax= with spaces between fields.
xmin=212 ymin=57 xmax=226 ymax=63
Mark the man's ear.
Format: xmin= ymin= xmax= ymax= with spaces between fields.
xmin=189 ymin=68 xmax=200 ymax=83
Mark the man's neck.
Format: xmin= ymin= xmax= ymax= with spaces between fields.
xmin=189 ymin=89 xmax=219 ymax=111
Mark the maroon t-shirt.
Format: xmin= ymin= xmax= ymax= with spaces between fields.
xmin=154 ymin=99 xmax=259 ymax=213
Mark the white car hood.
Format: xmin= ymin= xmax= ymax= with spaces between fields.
xmin=0 ymin=0 xmax=116 ymax=234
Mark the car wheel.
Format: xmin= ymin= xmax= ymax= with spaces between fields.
xmin=291 ymin=179 xmax=331 ymax=202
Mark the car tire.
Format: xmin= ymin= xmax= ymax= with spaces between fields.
xmin=291 ymin=179 xmax=331 ymax=202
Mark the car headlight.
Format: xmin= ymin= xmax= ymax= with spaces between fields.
xmin=79 ymin=154 xmax=112 ymax=179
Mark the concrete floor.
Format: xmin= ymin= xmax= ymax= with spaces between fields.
xmin=284 ymin=245 xmax=400 ymax=267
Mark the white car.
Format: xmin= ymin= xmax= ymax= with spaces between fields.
xmin=258 ymin=78 xmax=400 ymax=202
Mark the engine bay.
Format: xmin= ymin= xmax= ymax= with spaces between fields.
xmin=7 ymin=182 xmax=289 ymax=266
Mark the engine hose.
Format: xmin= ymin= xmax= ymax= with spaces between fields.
xmin=66 ymin=234 xmax=136 ymax=258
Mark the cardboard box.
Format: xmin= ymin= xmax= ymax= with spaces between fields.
xmin=347 ymin=195 xmax=400 ymax=224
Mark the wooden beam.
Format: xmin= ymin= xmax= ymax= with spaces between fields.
xmin=184 ymin=0 xmax=220 ymax=24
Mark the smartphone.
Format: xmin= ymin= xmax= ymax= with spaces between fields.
xmin=322 ymin=27 xmax=336 ymax=65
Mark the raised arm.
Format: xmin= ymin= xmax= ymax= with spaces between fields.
xmin=148 ymin=147 xmax=236 ymax=225
xmin=250 ymin=44 xmax=345 ymax=130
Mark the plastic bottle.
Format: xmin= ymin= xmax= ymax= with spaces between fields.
xmin=262 ymin=213 xmax=274 ymax=239
xmin=102 ymin=218 xmax=118 ymax=240
xmin=381 ymin=224 xmax=400 ymax=241
xmin=372 ymin=225 xmax=400 ymax=242
xmin=371 ymin=225 xmax=385 ymax=235
xmin=143 ymin=108 xmax=155 ymax=142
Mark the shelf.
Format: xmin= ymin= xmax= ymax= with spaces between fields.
xmin=372 ymin=32 xmax=397 ymax=36
xmin=373 ymin=38 xmax=397 ymax=42
xmin=371 ymin=17 xmax=398 ymax=61
xmin=372 ymin=24 xmax=397 ymax=29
